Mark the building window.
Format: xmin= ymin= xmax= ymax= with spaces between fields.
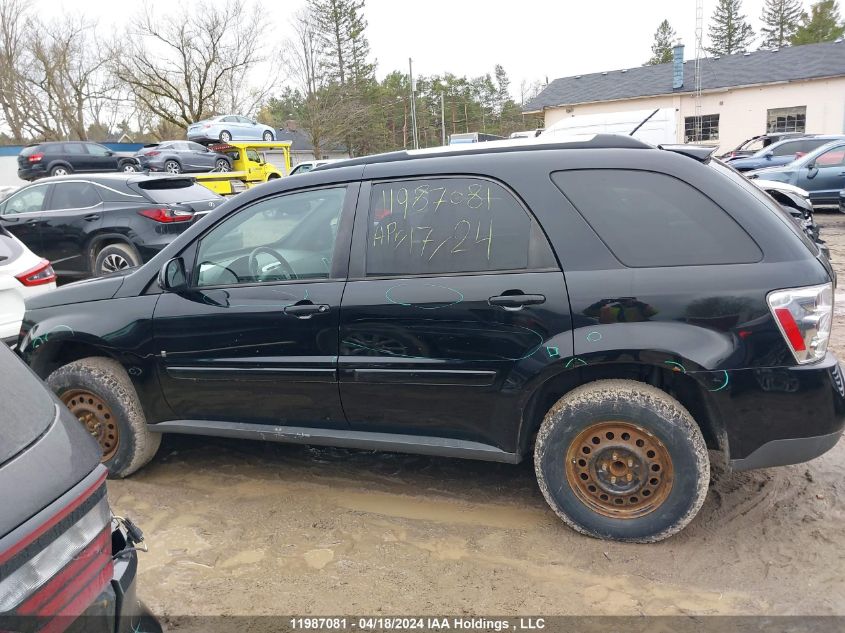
xmin=684 ymin=114 xmax=719 ymax=142
xmin=767 ymin=106 xmax=806 ymax=133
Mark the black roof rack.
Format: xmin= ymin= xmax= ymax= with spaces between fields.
xmin=320 ymin=134 xmax=653 ymax=169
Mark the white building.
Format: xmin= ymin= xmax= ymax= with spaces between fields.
xmin=523 ymin=40 xmax=845 ymax=153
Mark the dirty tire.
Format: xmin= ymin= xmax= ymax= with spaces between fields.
xmin=50 ymin=165 xmax=71 ymax=177
xmin=48 ymin=357 xmax=160 ymax=478
xmin=94 ymin=242 xmax=141 ymax=276
xmin=534 ymin=379 xmax=709 ymax=543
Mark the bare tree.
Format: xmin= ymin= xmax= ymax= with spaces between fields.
xmin=113 ymin=0 xmax=274 ymax=130
xmin=284 ymin=9 xmax=354 ymax=159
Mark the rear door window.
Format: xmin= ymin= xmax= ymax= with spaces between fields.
xmin=62 ymin=144 xmax=87 ymax=155
xmin=551 ymin=170 xmax=761 ymax=267
xmin=47 ymin=182 xmax=101 ymax=210
xmin=772 ymin=141 xmax=800 ymax=156
xmin=365 ymin=177 xmax=543 ymax=276
xmin=2 ymin=184 xmax=50 ymax=215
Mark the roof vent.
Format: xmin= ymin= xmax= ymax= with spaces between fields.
xmin=743 ymin=51 xmax=751 ymax=56
xmin=621 ymin=69 xmax=628 ymax=73
xmin=601 ymin=71 xmax=608 ymax=76
xmin=772 ymin=48 xmax=779 ymax=52
xmin=714 ymin=56 xmax=721 ymax=60
xmin=575 ymin=75 xmax=581 ymax=79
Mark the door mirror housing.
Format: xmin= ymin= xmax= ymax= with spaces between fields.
xmin=159 ymin=257 xmax=188 ymax=292
xmin=764 ymin=150 xmax=774 ymax=158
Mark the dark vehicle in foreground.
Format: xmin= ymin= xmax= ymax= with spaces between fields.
xmin=19 ymin=136 xmax=843 ymax=543
xmin=18 ymin=142 xmax=139 ymax=181
xmin=719 ymin=132 xmax=805 ymax=160
xmin=135 ymin=141 xmax=232 ymax=174
xmin=748 ymin=139 xmax=845 ymax=207
xmin=0 ymin=174 xmax=223 ymax=279
xmin=725 ymin=135 xmax=844 ymax=172
xmin=0 ymin=345 xmax=160 ymax=633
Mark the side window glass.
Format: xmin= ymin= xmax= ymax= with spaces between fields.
xmin=771 ymin=142 xmax=796 ymax=157
xmin=63 ymin=144 xmax=86 ymax=155
xmin=815 ymin=147 xmax=845 ymax=167
xmin=366 ymin=177 xmax=532 ymax=276
xmin=552 ymin=170 xmax=761 ymax=267
xmin=48 ymin=182 xmax=101 ymax=210
xmin=86 ymin=144 xmax=110 ymax=157
xmin=194 ymin=187 xmax=346 ymax=287
xmin=3 ymin=186 xmax=48 ymax=215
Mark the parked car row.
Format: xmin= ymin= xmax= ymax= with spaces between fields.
xmin=0 ymin=174 xmax=223 ymax=280
xmin=18 ymin=142 xmax=140 ymax=181
xmin=746 ymin=138 xmax=845 ymax=207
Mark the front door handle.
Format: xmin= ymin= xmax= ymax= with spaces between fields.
xmin=84 ymin=213 xmax=100 ymax=221
xmin=284 ymin=301 xmax=330 ymax=318
xmin=489 ymin=293 xmax=546 ymax=309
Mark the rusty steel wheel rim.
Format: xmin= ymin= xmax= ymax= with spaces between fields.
xmin=565 ymin=421 xmax=674 ymax=519
xmin=61 ymin=390 xmax=119 ymax=461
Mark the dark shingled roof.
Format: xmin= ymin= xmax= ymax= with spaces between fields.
xmin=524 ymin=41 xmax=845 ymax=112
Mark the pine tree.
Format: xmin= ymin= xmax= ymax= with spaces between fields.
xmin=494 ymin=64 xmax=510 ymax=113
xmin=307 ymin=0 xmax=373 ymax=86
xmin=645 ymin=19 xmax=677 ymax=65
xmin=791 ymin=0 xmax=845 ymax=44
xmin=760 ymin=0 xmax=804 ymax=48
xmin=707 ymin=0 xmax=755 ymax=55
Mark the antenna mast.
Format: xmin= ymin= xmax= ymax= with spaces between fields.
xmin=694 ymin=0 xmax=704 ymax=142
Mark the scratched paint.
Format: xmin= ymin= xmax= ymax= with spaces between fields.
xmin=385 ymin=284 xmax=464 ymax=310
xmin=709 ymin=370 xmax=730 ymax=392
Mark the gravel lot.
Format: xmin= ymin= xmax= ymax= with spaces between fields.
xmin=109 ymin=213 xmax=845 ymax=624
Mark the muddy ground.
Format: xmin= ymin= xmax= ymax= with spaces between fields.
xmin=109 ymin=213 xmax=845 ymax=622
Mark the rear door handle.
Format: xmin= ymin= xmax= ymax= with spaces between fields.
xmin=284 ymin=301 xmax=330 ymax=318
xmin=84 ymin=213 xmax=100 ymax=221
xmin=489 ymin=294 xmax=546 ymax=309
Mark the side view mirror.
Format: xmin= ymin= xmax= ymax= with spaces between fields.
xmin=105 ymin=150 xmax=114 ymax=156
xmin=764 ymin=150 xmax=774 ymax=158
xmin=159 ymin=257 xmax=187 ymax=292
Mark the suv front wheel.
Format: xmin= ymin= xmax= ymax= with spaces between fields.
xmin=48 ymin=357 xmax=161 ymax=478
xmin=534 ymin=379 xmax=709 ymax=543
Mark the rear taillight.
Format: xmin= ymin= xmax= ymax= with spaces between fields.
xmin=138 ymin=208 xmax=192 ymax=223
xmin=768 ymin=283 xmax=833 ymax=364
xmin=0 ymin=470 xmax=112 ymax=632
xmin=15 ymin=259 xmax=55 ymax=287
xmin=27 ymin=153 xmax=44 ymax=163
xmin=144 ymin=150 xmax=160 ymax=157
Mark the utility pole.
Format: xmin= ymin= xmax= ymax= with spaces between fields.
xmin=440 ymin=92 xmax=446 ymax=145
xmin=408 ymin=57 xmax=419 ymax=149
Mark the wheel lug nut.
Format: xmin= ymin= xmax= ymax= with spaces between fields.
xmin=628 ymin=459 xmax=633 ymax=467
xmin=610 ymin=476 xmax=617 ymax=484
xmin=612 ymin=452 xmax=618 ymax=460
xmin=627 ymin=473 xmax=633 ymax=481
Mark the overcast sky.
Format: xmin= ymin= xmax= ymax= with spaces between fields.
xmin=61 ymin=0 xmax=779 ymax=98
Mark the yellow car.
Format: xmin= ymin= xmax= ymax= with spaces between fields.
xmin=194 ymin=141 xmax=292 ymax=195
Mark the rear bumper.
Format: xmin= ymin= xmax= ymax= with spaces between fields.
xmin=710 ymin=353 xmax=845 ymax=469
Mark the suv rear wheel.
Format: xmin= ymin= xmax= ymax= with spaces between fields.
xmin=94 ymin=243 xmax=141 ymax=276
xmin=534 ymin=379 xmax=709 ymax=542
xmin=50 ymin=165 xmax=71 ymax=177
xmin=48 ymin=357 xmax=161 ymax=478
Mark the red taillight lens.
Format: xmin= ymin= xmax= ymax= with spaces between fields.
xmin=144 ymin=150 xmax=160 ymax=157
xmin=15 ymin=259 xmax=55 ymax=286
xmin=27 ymin=153 xmax=44 ymax=163
xmin=768 ymin=283 xmax=833 ymax=364
xmin=0 ymin=469 xmax=112 ymax=633
xmin=138 ymin=208 xmax=192 ymax=223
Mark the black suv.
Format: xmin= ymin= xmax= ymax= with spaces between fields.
xmin=0 ymin=174 xmax=223 ymax=279
xmin=18 ymin=136 xmax=844 ymax=542
xmin=18 ymin=142 xmax=140 ymax=181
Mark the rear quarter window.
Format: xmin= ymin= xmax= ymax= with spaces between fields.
xmin=551 ymin=169 xmax=762 ymax=267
